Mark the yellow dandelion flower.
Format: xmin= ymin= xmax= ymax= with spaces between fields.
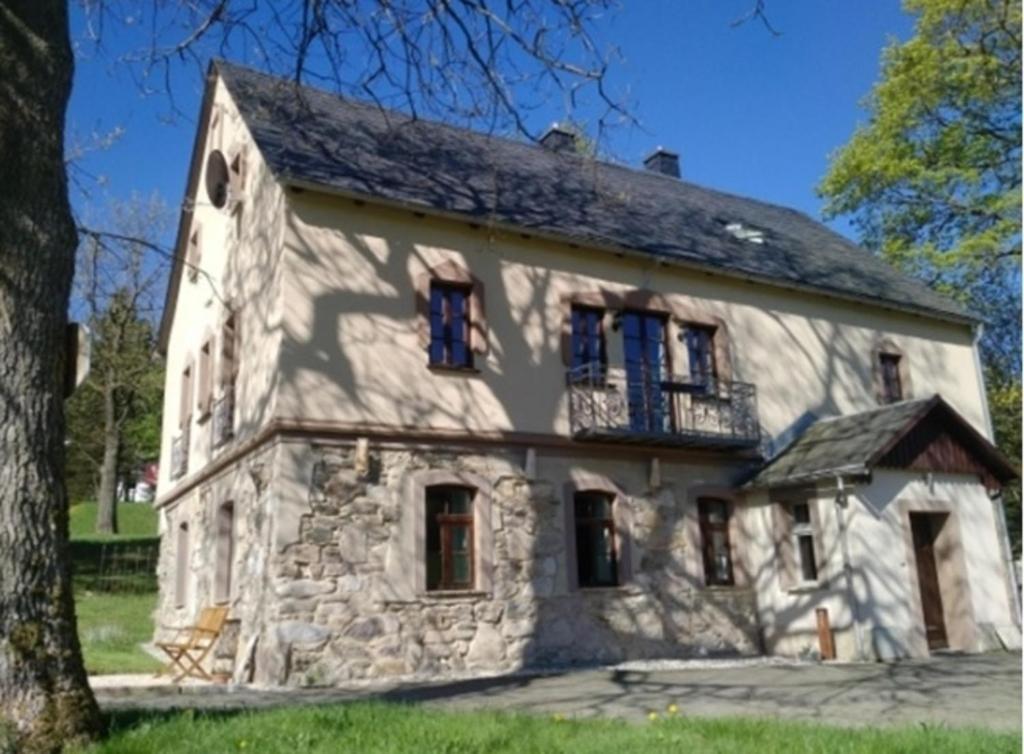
xmin=648 ymin=712 xmax=659 ymax=722
xmin=666 ymin=704 xmax=679 ymax=715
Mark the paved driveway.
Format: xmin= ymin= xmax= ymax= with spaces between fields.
xmin=94 ymin=652 xmax=1021 ymax=731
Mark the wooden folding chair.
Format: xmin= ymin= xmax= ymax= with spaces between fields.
xmin=156 ymin=606 xmax=230 ymax=682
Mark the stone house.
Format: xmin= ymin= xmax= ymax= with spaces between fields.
xmin=154 ymin=60 xmax=1020 ymax=685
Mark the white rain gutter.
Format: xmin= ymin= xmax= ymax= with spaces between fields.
xmin=835 ymin=475 xmax=868 ymax=660
xmin=972 ymin=323 xmax=1021 ymax=628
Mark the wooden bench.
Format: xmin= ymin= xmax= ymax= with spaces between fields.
xmin=156 ymin=606 xmax=230 ymax=682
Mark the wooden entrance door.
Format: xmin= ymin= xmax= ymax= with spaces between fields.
xmin=910 ymin=513 xmax=948 ymax=650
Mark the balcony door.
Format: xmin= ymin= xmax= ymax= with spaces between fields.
xmin=621 ymin=311 xmax=670 ymax=433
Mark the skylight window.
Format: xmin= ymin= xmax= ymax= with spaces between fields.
xmin=722 ymin=221 xmax=766 ymax=245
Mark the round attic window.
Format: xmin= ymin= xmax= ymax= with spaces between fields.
xmin=205 ymin=149 xmax=230 ymax=209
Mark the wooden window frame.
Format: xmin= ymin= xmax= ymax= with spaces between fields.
xmin=879 ymin=352 xmax=903 ymax=403
xmin=219 ymin=314 xmax=238 ymax=388
xmin=414 ymin=260 xmax=487 ymax=366
xmin=698 ymin=497 xmax=735 ymax=587
xmin=214 ymin=501 xmax=235 ymax=605
xmin=791 ymin=502 xmax=819 ymax=584
xmin=197 ymin=337 xmax=213 ymax=421
xmin=682 ymin=323 xmax=718 ymax=384
xmin=427 ymin=281 xmax=474 ymax=370
xmin=568 ymin=305 xmax=607 ymax=382
xmin=872 ymin=338 xmax=912 ymax=404
xmin=425 ymin=485 xmax=476 ymax=591
xmin=574 ymin=491 xmax=619 ymax=588
xmin=179 ymin=358 xmax=194 ymax=430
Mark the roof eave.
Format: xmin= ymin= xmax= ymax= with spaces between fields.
xmin=157 ymin=62 xmax=220 ymax=354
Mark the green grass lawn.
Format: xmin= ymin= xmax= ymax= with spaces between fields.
xmin=71 ymin=500 xmax=162 ymax=675
xmin=70 ymin=501 xmax=159 ymax=540
xmin=75 ymin=589 xmax=162 ymax=675
xmin=78 ymin=702 xmax=1020 ymax=754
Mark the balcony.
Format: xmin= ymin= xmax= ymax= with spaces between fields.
xmin=170 ymin=425 xmax=190 ymax=480
xmin=212 ymin=385 xmax=235 ymax=449
xmin=566 ymin=365 xmax=760 ymax=450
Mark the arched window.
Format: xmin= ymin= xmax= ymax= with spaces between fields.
xmin=175 ymin=521 xmax=190 ymax=608
xmin=425 ymin=486 xmax=475 ymax=591
xmin=214 ymin=502 xmax=235 ymax=604
xmin=574 ymin=491 xmax=619 ymax=587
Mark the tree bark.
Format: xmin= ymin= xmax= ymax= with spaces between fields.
xmin=0 ymin=1 xmax=103 ymax=751
xmin=95 ymin=377 xmax=119 ymax=535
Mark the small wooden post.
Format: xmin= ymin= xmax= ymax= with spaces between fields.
xmin=816 ymin=607 xmax=836 ymax=660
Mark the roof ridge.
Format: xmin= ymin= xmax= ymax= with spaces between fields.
xmin=210 ymin=60 xmax=887 ymax=234
xmin=212 ymin=59 xmax=973 ymax=325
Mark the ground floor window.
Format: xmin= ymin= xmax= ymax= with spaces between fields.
xmin=699 ymin=498 xmax=734 ymax=586
xmin=426 ymin=485 xmax=475 ymax=590
xmin=574 ymin=491 xmax=619 ymax=587
xmin=791 ymin=502 xmax=818 ymax=583
xmin=214 ymin=502 xmax=234 ymax=604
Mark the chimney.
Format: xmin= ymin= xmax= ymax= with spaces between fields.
xmin=540 ymin=124 xmax=577 ymax=154
xmin=643 ymin=147 xmax=680 ymax=178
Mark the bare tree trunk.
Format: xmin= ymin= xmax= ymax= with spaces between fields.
xmin=0 ymin=2 xmax=103 ymax=751
xmin=95 ymin=379 xmax=119 ymax=535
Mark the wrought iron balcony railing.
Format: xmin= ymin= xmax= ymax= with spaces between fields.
xmin=170 ymin=425 xmax=190 ymax=480
xmin=567 ymin=365 xmax=760 ymax=450
xmin=212 ymin=385 xmax=235 ymax=449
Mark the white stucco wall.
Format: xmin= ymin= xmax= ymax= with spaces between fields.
xmin=748 ymin=470 xmax=1019 ymax=660
xmin=275 ymin=192 xmax=988 ymax=447
xmin=157 ymin=77 xmax=288 ymax=498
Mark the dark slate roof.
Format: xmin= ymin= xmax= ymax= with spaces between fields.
xmin=748 ymin=399 xmax=934 ymax=488
xmin=215 ymin=60 xmax=972 ymax=323
xmin=746 ymin=396 xmax=1017 ymax=488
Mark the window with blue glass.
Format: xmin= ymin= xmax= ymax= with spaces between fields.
xmin=428 ymin=282 xmax=473 ymax=368
xmin=621 ymin=311 xmax=669 ymax=433
xmin=570 ymin=306 xmax=606 ymax=380
xmin=683 ymin=325 xmax=717 ymax=385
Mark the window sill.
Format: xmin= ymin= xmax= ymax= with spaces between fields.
xmin=577 ymin=584 xmax=628 ymax=592
xmin=427 ymin=364 xmax=481 ymax=376
xmin=787 ymin=582 xmax=825 ymax=595
xmin=421 ymin=590 xmax=489 ymax=601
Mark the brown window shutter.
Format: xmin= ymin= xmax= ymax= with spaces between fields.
xmin=220 ymin=315 xmax=237 ymax=387
xmin=187 ymin=224 xmax=202 ymax=282
xmin=179 ymin=358 xmax=193 ymax=429
xmin=772 ymin=502 xmax=796 ymax=591
xmin=198 ymin=340 xmax=213 ymax=418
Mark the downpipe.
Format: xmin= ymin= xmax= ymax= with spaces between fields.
xmin=835 ymin=476 xmax=868 ymax=660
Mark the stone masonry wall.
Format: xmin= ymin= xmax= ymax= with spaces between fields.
xmin=256 ymin=441 xmax=760 ymax=686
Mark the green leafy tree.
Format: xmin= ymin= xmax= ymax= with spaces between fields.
xmin=819 ymin=0 xmax=1021 ymax=548
xmin=70 ymin=197 xmax=168 ymax=534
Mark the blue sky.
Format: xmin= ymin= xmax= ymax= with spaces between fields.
xmin=66 ymin=2 xmax=913 ymax=247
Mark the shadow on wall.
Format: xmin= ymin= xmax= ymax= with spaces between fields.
xmin=249 ymin=135 xmax=980 ymax=679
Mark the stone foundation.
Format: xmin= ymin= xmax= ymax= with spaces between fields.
xmin=156 ymin=438 xmax=761 ymax=685
xmin=253 ymin=441 xmax=760 ymax=686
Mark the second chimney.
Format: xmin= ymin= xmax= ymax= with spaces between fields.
xmin=540 ymin=124 xmax=577 ymax=154
xmin=643 ymin=147 xmax=680 ymax=178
